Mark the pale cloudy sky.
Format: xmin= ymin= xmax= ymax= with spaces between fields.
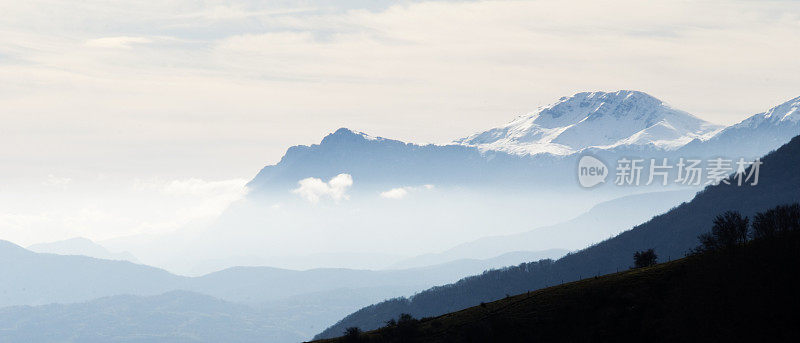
xmin=0 ymin=0 xmax=799 ymax=244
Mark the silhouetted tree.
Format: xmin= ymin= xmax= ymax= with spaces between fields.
xmin=697 ymin=211 xmax=749 ymax=251
xmin=752 ymin=204 xmax=800 ymax=240
xmin=396 ymin=313 xmax=419 ymax=343
xmin=752 ymin=209 xmax=779 ymax=240
xmin=343 ymin=327 xmax=363 ymax=343
xmin=633 ymin=249 xmax=658 ymax=268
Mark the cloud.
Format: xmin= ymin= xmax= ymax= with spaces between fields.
xmin=380 ymin=184 xmax=434 ymax=199
xmin=42 ymin=174 xmax=71 ymax=188
xmin=161 ymin=178 xmax=248 ymax=197
xmin=292 ymin=173 xmax=353 ymax=203
xmin=178 ymin=5 xmax=318 ymax=21
xmin=2 ymin=0 xmax=800 ymax=246
xmin=380 ymin=187 xmax=408 ymax=199
xmin=85 ymin=36 xmax=152 ymax=49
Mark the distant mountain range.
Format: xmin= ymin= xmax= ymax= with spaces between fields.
xmin=0 ymin=240 xmax=564 ymax=342
xmin=247 ymin=91 xmax=799 ymax=193
xmin=27 ymin=237 xmax=140 ymax=264
xmin=390 ymin=189 xmax=695 ymax=268
xmin=0 ymin=291 xmax=302 ymax=343
xmin=315 ymin=133 xmax=800 ymax=338
xmin=0 ymin=240 xmax=565 ymax=307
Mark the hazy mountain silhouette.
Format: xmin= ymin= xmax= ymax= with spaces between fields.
xmin=28 ymin=237 xmax=140 ymax=264
xmin=0 ymin=240 xmax=186 ymax=307
xmin=390 ymin=189 xmax=695 ymax=268
xmin=0 ymin=241 xmax=568 ymax=342
xmin=0 ymin=291 xmax=303 ymax=343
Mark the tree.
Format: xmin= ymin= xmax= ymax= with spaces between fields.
xmin=751 ymin=203 xmax=800 ymax=240
xmin=752 ymin=208 xmax=779 ymax=240
xmin=343 ymin=327 xmax=363 ymax=343
xmin=633 ymin=249 xmax=658 ymax=268
xmin=697 ymin=211 xmax=749 ymax=251
xmin=396 ymin=313 xmax=419 ymax=343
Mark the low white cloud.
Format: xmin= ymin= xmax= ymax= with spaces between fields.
xmin=380 ymin=184 xmax=434 ymax=199
xmin=380 ymin=187 xmax=408 ymax=199
xmin=85 ymin=36 xmax=152 ymax=49
xmin=292 ymin=173 xmax=353 ymax=203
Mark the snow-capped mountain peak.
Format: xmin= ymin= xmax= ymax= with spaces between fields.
xmin=456 ymin=90 xmax=723 ymax=156
xmin=734 ymin=95 xmax=800 ymax=128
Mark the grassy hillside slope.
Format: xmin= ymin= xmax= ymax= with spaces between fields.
xmin=317 ymin=232 xmax=800 ymax=342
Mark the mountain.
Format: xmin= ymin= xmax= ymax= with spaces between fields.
xmin=456 ymin=90 xmax=722 ymax=155
xmin=679 ymin=95 xmax=800 ymax=159
xmin=0 ymin=240 xmax=567 ymax=342
xmin=0 ymin=240 xmax=562 ymax=306
xmin=0 ymin=291 xmax=303 ymax=343
xmin=246 ymin=92 xmax=798 ymax=195
xmin=314 ymin=134 xmax=800 ymax=338
xmin=390 ymin=189 xmax=695 ymax=268
xmin=0 ymin=240 xmax=186 ymax=307
xmin=315 ymin=231 xmax=800 ymax=343
xmin=28 ymin=237 xmax=139 ymax=264
xmin=245 ymin=127 xmax=569 ymax=192
xmin=389 ymin=249 xmax=569 ymax=271
xmin=121 ymin=92 xmax=798 ymax=282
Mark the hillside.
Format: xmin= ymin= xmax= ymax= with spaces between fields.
xmin=315 ymin=134 xmax=800 ymax=338
xmin=316 ymin=231 xmax=800 ymax=343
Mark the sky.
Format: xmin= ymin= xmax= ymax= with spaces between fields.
xmin=1 ymin=0 xmax=799 ymax=246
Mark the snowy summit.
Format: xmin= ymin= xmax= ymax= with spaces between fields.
xmin=455 ymin=90 xmax=723 ymax=156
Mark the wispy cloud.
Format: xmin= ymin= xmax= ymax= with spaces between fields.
xmin=85 ymin=36 xmax=152 ymax=49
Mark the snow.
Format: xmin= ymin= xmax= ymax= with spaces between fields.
xmin=735 ymin=96 xmax=800 ymax=128
xmin=456 ymin=90 xmax=724 ymax=156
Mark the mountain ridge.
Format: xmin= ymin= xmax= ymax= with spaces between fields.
xmin=246 ymin=91 xmax=798 ymax=194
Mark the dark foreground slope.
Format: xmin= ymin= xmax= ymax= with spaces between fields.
xmin=316 ymin=134 xmax=800 ymax=338
xmin=317 ymin=233 xmax=800 ymax=342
